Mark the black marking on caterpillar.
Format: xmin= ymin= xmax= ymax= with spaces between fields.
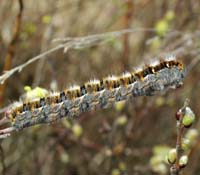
xmin=5 ymin=55 xmax=185 ymax=130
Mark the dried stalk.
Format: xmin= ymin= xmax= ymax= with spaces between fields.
xmin=0 ymin=0 xmax=24 ymax=106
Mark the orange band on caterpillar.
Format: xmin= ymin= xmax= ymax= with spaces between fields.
xmin=5 ymin=55 xmax=185 ymax=130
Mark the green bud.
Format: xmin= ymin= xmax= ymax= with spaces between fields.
xmin=60 ymin=153 xmax=69 ymax=164
xmin=185 ymin=129 xmax=198 ymax=142
xmin=165 ymin=11 xmax=175 ymax=22
xmin=42 ymin=15 xmax=52 ymax=24
xmin=24 ymin=86 xmax=32 ymax=92
xmin=72 ymin=124 xmax=83 ymax=138
xmin=167 ymin=148 xmax=177 ymax=164
xmin=179 ymin=155 xmax=188 ymax=168
xmin=181 ymin=138 xmax=191 ymax=151
xmin=23 ymin=86 xmax=48 ymax=101
xmin=155 ymin=20 xmax=169 ymax=37
xmin=111 ymin=169 xmax=120 ymax=175
xmin=116 ymin=115 xmax=127 ymax=126
xmin=182 ymin=107 xmax=195 ymax=128
xmin=114 ymin=101 xmax=125 ymax=111
xmin=62 ymin=120 xmax=72 ymax=129
xmin=119 ymin=162 xmax=126 ymax=171
xmin=155 ymin=97 xmax=165 ymax=107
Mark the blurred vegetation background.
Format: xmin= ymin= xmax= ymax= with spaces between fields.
xmin=0 ymin=0 xmax=200 ymax=175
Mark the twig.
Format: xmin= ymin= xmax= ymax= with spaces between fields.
xmin=0 ymin=0 xmax=24 ymax=106
xmin=0 ymin=45 xmax=63 ymax=85
xmin=121 ymin=0 xmax=134 ymax=70
xmin=170 ymin=99 xmax=190 ymax=175
xmin=52 ymin=28 xmax=157 ymax=43
xmin=0 ymin=127 xmax=15 ymax=139
xmin=0 ymin=144 xmax=6 ymax=175
xmin=176 ymin=100 xmax=189 ymax=164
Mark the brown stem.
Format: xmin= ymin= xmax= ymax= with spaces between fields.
xmin=0 ymin=144 xmax=6 ymax=175
xmin=0 ymin=0 xmax=24 ymax=107
xmin=170 ymin=99 xmax=189 ymax=175
xmin=175 ymin=113 xmax=183 ymax=171
xmin=121 ymin=0 xmax=134 ymax=70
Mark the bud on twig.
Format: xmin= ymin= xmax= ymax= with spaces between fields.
xmin=167 ymin=148 xmax=177 ymax=164
xmin=182 ymin=107 xmax=195 ymax=128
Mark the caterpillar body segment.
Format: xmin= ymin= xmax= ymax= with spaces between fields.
xmin=84 ymin=79 xmax=102 ymax=93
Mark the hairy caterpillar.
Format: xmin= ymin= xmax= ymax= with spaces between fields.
xmin=5 ymin=55 xmax=185 ymax=130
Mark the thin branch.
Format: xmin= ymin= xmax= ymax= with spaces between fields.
xmin=0 ymin=45 xmax=63 ymax=85
xmin=52 ymin=28 xmax=157 ymax=43
xmin=121 ymin=0 xmax=134 ymax=69
xmin=0 ymin=144 xmax=6 ymax=175
xmin=0 ymin=0 xmax=24 ymax=106
xmin=170 ymin=99 xmax=190 ymax=175
xmin=0 ymin=127 xmax=15 ymax=139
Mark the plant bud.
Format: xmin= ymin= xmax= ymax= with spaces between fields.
xmin=72 ymin=124 xmax=83 ymax=138
xmin=111 ymin=169 xmax=120 ymax=175
xmin=182 ymin=107 xmax=195 ymax=128
xmin=185 ymin=129 xmax=198 ymax=142
xmin=114 ymin=101 xmax=125 ymax=111
xmin=175 ymin=110 xmax=182 ymax=120
xmin=165 ymin=11 xmax=175 ymax=22
xmin=167 ymin=148 xmax=177 ymax=164
xmin=116 ymin=115 xmax=127 ymax=126
xmin=179 ymin=155 xmax=188 ymax=168
xmin=181 ymin=138 xmax=191 ymax=151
